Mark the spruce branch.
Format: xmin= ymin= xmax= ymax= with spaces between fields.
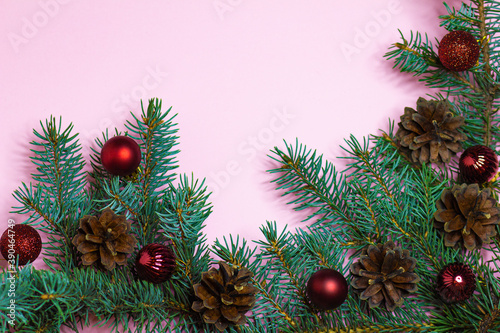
xmin=268 ymin=140 xmax=358 ymax=245
xmin=11 ymin=116 xmax=89 ymax=271
xmin=126 ymin=98 xmax=180 ymax=201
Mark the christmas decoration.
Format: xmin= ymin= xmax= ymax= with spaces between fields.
xmin=8 ymin=0 xmax=500 ymax=331
xmin=437 ymin=262 xmax=476 ymax=303
xmin=72 ymin=208 xmax=137 ymax=270
xmin=101 ymin=135 xmax=141 ymax=176
xmin=350 ymin=241 xmax=420 ymax=311
xmin=433 ymin=183 xmax=500 ymax=250
xmin=438 ymin=30 xmax=480 ymax=71
xmin=0 ymin=224 xmax=42 ymax=266
xmin=306 ymin=268 xmax=348 ymax=310
xmin=459 ymin=145 xmax=498 ymax=184
xmin=192 ymin=261 xmax=258 ymax=332
xmin=395 ymin=97 xmax=467 ymax=164
xmin=135 ymin=243 xmax=176 ymax=284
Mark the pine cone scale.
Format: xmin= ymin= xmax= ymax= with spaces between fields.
xmin=360 ymin=282 xmax=382 ymax=300
xmin=383 ymin=281 xmax=402 ymax=306
xmin=205 ymin=296 xmax=220 ymax=309
xmin=381 ymin=250 xmax=398 ymax=275
xmin=443 ymin=216 xmax=466 ymax=232
xmin=360 ymin=256 xmax=380 ymax=272
xmin=221 ymin=305 xmax=241 ymax=322
xmin=203 ymin=308 xmax=220 ymax=323
xmin=82 ymin=252 xmax=99 ymax=266
xmin=435 ymin=209 xmax=459 ymax=223
xmin=352 ymin=276 xmax=369 ymax=289
xmin=359 ymin=270 xmax=380 ymax=280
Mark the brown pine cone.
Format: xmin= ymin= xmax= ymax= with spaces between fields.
xmin=395 ymin=97 xmax=466 ymax=164
xmin=434 ymin=183 xmax=500 ymax=250
xmin=192 ymin=262 xmax=258 ymax=332
xmin=350 ymin=241 xmax=420 ymax=311
xmin=72 ymin=208 xmax=137 ymax=270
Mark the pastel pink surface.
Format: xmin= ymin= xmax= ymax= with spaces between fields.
xmin=0 ymin=0 xmax=462 ymax=332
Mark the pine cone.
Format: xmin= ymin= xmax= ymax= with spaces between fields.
xmin=350 ymin=241 xmax=420 ymax=311
xmin=396 ymin=97 xmax=466 ymax=164
xmin=434 ymin=183 xmax=500 ymax=250
xmin=192 ymin=262 xmax=258 ymax=331
xmin=72 ymin=208 xmax=137 ymax=270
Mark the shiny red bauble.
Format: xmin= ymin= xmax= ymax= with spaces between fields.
xmin=437 ymin=262 xmax=476 ymax=303
xmin=459 ymin=145 xmax=498 ymax=184
xmin=101 ymin=136 xmax=141 ymax=176
xmin=438 ymin=30 xmax=480 ymax=71
xmin=135 ymin=243 xmax=176 ymax=284
xmin=306 ymin=268 xmax=348 ymax=310
xmin=0 ymin=224 xmax=42 ymax=265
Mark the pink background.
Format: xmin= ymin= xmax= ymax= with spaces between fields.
xmin=0 ymin=0 xmax=462 ymax=331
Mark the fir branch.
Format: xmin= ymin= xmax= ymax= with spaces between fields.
xmin=268 ymin=140 xmax=357 ymax=245
xmin=11 ymin=116 xmax=89 ymax=270
xmin=126 ymin=98 xmax=180 ymax=201
xmin=158 ymin=174 xmax=212 ymax=293
xmin=385 ymin=30 xmax=439 ymax=74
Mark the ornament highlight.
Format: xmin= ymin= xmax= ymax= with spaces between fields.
xmin=459 ymin=145 xmax=498 ymax=184
xmin=72 ymin=208 xmax=137 ymax=270
xmin=135 ymin=243 xmax=176 ymax=284
xmin=438 ymin=30 xmax=480 ymax=71
xmin=437 ymin=262 xmax=476 ymax=303
xmin=306 ymin=268 xmax=348 ymax=310
xmin=101 ymin=135 xmax=141 ymax=176
xmin=0 ymin=224 xmax=42 ymax=266
xmin=350 ymin=241 xmax=420 ymax=311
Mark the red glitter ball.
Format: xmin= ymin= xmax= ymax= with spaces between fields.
xmin=0 ymin=224 xmax=42 ymax=266
xmin=459 ymin=145 xmax=498 ymax=184
xmin=438 ymin=30 xmax=480 ymax=71
xmin=437 ymin=263 xmax=476 ymax=303
xmin=306 ymin=268 xmax=348 ymax=310
xmin=135 ymin=243 xmax=176 ymax=284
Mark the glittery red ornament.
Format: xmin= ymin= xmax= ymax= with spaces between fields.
xmin=0 ymin=224 xmax=42 ymax=266
xmin=438 ymin=30 xmax=480 ymax=71
xmin=101 ymin=136 xmax=141 ymax=176
xmin=306 ymin=268 xmax=348 ymax=310
xmin=459 ymin=145 xmax=498 ymax=184
xmin=135 ymin=243 xmax=176 ymax=284
xmin=437 ymin=263 xmax=476 ymax=303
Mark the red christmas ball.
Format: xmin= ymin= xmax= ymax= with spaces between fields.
xmin=101 ymin=136 xmax=141 ymax=176
xmin=0 ymin=224 xmax=42 ymax=266
xmin=438 ymin=30 xmax=480 ymax=71
xmin=135 ymin=243 xmax=176 ymax=284
xmin=459 ymin=145 xmax=498 ymax=184
xmin=437 ymin=263 xmax=476 ymax=303
xmin=306 ymin=268 xmax=348 ymax=310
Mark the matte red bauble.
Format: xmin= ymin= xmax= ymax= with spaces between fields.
xmin=306 ymin=268 xmax=348 ymax=310
xmin=459 ymin=145 xmax=498 ymax=184
xmin=0 ymin=224 xmax=42 ymax=265
xmin=438 ymin=30 xmax=480 ymax=71
xmin=437 ymin=262 xmax=476 ymax=303
xmin=101 ymin=136 xmax=141 ymax=176
xmin=135 ymin=243 xmax=176 ymax=284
